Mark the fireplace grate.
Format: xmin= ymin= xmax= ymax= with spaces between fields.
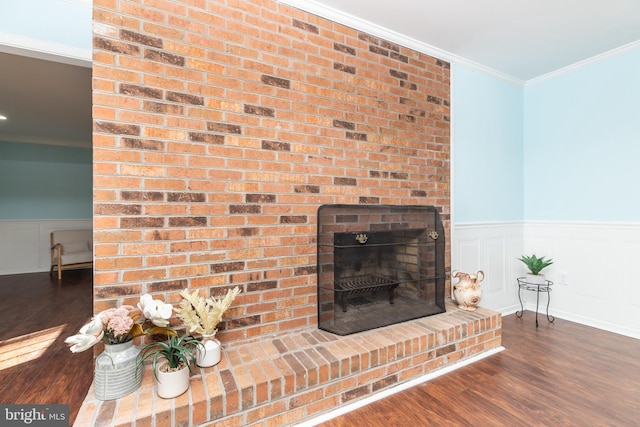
xmin=335 ymin=275 xmax=399 ymax=312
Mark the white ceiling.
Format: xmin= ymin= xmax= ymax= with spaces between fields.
xmin=300 ymin=0 xmax=640 ymax=80
xmin=0 ymin=52 xmax=92 ymax=148
xmin=1 ymin=0 xmax=640 ymax=149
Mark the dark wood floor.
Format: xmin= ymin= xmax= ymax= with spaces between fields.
xmin=0 ymin=269 xmax=93 ymax=425
xmin=321 ymin=311 xmax=640 ymax=427
xmin=1 ymin=271 xmax=639 ymax=427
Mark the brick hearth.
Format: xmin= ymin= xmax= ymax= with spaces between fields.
xmin=74 ymin=303 xmax=501 ymax=426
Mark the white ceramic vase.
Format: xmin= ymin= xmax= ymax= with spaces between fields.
xmin=197 ymin=335 xmax=221 ymax=367
xmin=155 ymin=361 xmax=190 ymax=399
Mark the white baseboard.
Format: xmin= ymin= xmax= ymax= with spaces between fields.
xmin=549 ymin=308 xmax=640 ymax=339
xmin=295 ymin=346 xmax=505 ymax=427
xmin=493 ymin=302 xmax=640 ymax=340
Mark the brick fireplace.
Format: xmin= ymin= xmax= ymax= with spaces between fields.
xmin=78 ymin=0 xmax=502 ymax=425
xmin=92 ymin=0 xmax=452 ymax=352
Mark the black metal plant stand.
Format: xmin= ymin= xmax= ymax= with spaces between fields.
xmin=516 ymin=277 xmax=555 ymax=327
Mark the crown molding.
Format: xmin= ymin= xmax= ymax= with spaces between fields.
xmin=0 ymin=32 xmax=91 ymax=67
xmin=525 ymin=40 xmax=640 ymax=86
xmin=1 ymin=135 xmax=91 ymax=149
xmin=62 ymin=0 xmax=92 ymax=6
xmin=277 ymin=0 xmax=525 ymax=86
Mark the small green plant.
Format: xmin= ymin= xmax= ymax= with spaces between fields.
xmin=519 ymin=254 xmax=553 ymax=275
xmin=138 ymin=330 xmax=203 ymax=379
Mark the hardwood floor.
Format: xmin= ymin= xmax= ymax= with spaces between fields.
xmin=1 ymin=271 xmax=638 ymax=427
xmin=0 ymin=269 xmax=93 ymax=425
xmin=319 ymin=313 xmax=640 ymax=427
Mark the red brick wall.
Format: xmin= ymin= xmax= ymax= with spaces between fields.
xmin=92 ymin=0 xmax=450 ymax=346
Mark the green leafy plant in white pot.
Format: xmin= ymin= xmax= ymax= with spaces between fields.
xmin=138 ymin=331 xmax=203 ymax=399
xmin=519 ymin=254 xmax=553 ymax=285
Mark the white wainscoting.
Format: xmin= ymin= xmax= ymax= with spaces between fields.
xmin=452 ymin=222 xmax=524 ymax=314
xmin=453 ymin=221 xmax=640 ymax=339
xmin=0 ymin=219 xmax=92 ymax=275
xmin=523 ymin=221 xmax=640 ymax=339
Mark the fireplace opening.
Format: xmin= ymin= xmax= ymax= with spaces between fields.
xmin=317 ymin=204 xmax=446 ymax=335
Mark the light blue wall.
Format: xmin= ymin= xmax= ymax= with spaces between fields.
xmin=524 ymin=48 xmax=640 ymax=221
xmin=454 ymin=47 xmax=640 ymax=223
xmin=452 ymin=65 xmax=524 ymax=223
xmin=0 ymin=0 xmax=92 ymax=51
xmin=0 ymin=142 xmax=92 ymax=219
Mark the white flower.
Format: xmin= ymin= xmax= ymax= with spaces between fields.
xmin=80 ymin=313 xmax=104 ymax=336
xmin=65 ymin=315 xmax=105 ymax=353
xmin=138 ymin=293 xmax=173 ymax=327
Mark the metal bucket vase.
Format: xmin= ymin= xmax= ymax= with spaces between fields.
xmin=94 ymin=341 xmax=142 ymax=400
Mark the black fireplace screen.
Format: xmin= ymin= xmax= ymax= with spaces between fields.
xmin=317 ymin=204 xmax=446 ymax=335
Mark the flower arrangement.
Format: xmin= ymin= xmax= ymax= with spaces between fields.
xmin=65 ymin=293 xmax=174 ymax=353
xmin=176 ymin=286 xmax=241 ymax=336
xmin=101 ymin=306 xmax=135 ymax=344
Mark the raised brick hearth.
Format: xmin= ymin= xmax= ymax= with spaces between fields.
xmin=74 ymin=304 xmax=501 ymax=426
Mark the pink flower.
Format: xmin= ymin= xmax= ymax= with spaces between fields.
xmin=107 ymin=314 xmax=133 ymax=337
xmin=101 ymin=306 xmax=133 ymax=324
xmin=101 ymin=306 xmax=135 ymax=343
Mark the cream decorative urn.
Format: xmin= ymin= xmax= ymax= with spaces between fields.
xmin=452 ymin=270 xmax=485 ymax=311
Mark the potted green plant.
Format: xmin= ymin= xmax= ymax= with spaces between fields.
xmin=519 ymin=254 xmax=553 ymax=284
xmin=138 ymin=331 xmax=203 ymax=399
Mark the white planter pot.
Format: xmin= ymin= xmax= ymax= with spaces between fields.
xmin=155 ymin=362 xmax=190 ymax=399
xmin=197 ymin=335 xmax=221 ymax=367
xmin=526 ymin=273 xmax=546 ymax=285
